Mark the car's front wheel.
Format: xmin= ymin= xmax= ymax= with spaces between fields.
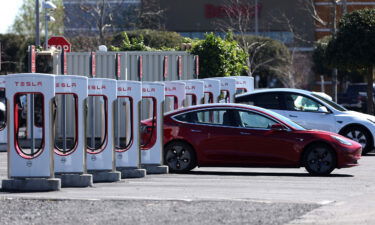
xmin=303 ymin=144 xmax=336 ymax=176
xmin=164 ymin=141 xmax=196 ymax=173
xmin=341 ymin=126 xmax=373 ymax=155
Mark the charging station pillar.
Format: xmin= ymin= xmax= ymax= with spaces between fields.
xmin=203 ymin=79 xmax=221 ymax=104
xmin=86 ymin=78 xmax=121 ymax=182
xmin=140 ymin=82 xmax=168 ymax=174
xmin=2 ymin=73 xmax=60 ymax=192
xmin=164 ymin=81 xmax=186 ymax=112
xmin=182 ymin=80 xmax=204 ymax=106
xmin=0 ymin=77 xmax=7 ymax=152
xmin=115 ymin=80 xmax=146 ymax=178
xmin=230 ymin=76 xmax=255 ymax=94
xmin=54 ymin=75 xmax=93 ymax=187
xmin=214 ymin=77 xmax=236 ymax=103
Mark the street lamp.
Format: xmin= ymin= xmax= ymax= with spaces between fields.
xmin=331 ymin=0 xmax=342 ymax=102
xmin=43 ymin=0 xmax=56 ymax=49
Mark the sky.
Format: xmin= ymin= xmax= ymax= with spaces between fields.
xmin=0 ymin=0 xmax=23 ymax=34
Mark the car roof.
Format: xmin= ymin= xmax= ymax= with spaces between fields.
xmin=236 ymin=88 xmax=313 ymax=98
xmin=164 ymin=103 xmax=270 ymax=116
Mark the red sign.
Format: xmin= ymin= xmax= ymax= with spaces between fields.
xmin=195 ymin=55 xmax=199 ymax=76
xmin=61 ymin=49 xmax=67 ymax=75
xmin=178 ymin=56 xmax=182 ymax=78
xmin=139 ymin=56 xmax=143 ymax=80
xmin=48 ymin=36 xmax=71 ymax=52
xmin=91 ymin=52 xmax=96 ymax=77
xmin=116 ymin=54 xmax=121 ymax=79
xmin=163 ymin=56 xmax=168 ymax=79
xmin=30 ymin=45 xmax=36 ymax=73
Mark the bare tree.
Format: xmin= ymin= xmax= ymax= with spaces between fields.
xmin=66 ymin=0 xmax=134 ymax=43
xmin=215 ymin=0 xmax=260 ymax=76
xmin=137 ymin=0 xmax=166 ymax=30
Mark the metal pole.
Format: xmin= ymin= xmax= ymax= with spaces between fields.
xmin=45 ymin=7 xmax=48 ymax=49
xmin=342 ymin=0 xmax=347 ymax=14
xmin=254 ymin=0 xmax=259 ymax=36
xmin=62 ymin=96 xmax=66 ymax=153
xmin=35 ymin=0 xmax=40 ymax=46
xmin=332 ymin=1 xmax=338 ymax=102
xmin=30 ymin=95 xmax=35 ymax=155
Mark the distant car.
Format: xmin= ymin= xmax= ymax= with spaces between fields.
xmin=338 ymin=83 xmax=375 ymax=112
xmin=235 ymin=88 xmax=375 ymax=154
xmin=141 ymin=104 xmax=362 ymax=175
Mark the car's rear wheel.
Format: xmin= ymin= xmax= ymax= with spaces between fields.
xmin=341 ymin=126 xmax=372 ymax=155
xmin=303 ymin=144 xmax=336 ymax=176
xmin=164 ymin=141 xmax=196 ymax=173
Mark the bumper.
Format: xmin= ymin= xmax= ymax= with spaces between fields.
xmin=337 ymin=147 xmax=362 ymax=168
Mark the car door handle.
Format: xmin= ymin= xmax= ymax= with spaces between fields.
xmin=289 ymin=115 xmax=298 ymax=118
xmin=191 ymin=129 xmax=202 ymax=133
xmin=240 ymin=132 xmax=252 ymax=135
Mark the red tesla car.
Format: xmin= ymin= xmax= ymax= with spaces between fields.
xmin=141 ymin=104 xmax=362 ymax=175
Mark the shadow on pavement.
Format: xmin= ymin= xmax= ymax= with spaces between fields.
xmin=185 ymin=170 xmax=354 ymax=178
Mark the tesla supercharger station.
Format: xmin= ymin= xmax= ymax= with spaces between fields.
xmin=0 ymin=77 xmax=7 ymax=151
xmin=2 ymin=73 xmax=61 ymax=192
xmin=203 ymin=79 xmax=221 ymax=104
xmin=182 ymin=80 xmax=204 ymax=107
xmin=54 ymin=75 xmax=93 ymax=187
xmin=214 ymin=77 xmax=236 ymax=103
xmin=115 ymin=80 xmax=146 ymax=178
xmin=164 ymin=81 xmax=186 ymax=112
xmin=140 ymin=82 xmax=168 ymax=174
xmin=86 ymin=78 xmax=121 ymax=182
xmin=230 ymin=76 xmax=255 ymax=94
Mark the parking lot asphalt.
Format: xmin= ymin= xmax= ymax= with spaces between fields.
xmin=1 ymin=152 xmax=375 ymax=224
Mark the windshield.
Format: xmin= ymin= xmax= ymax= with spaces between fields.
xmin=312 ymin=93 xmax=347 ymax=112
xmin=257 ymin=107 xmax=306 ymax=130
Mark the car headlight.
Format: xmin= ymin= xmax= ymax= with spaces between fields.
xmin=331 ymin=135 xmax=353 ymax=146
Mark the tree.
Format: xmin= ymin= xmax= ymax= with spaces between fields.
xmin=137 ymin=0 xmax=166 ymax=30
xmin=110 ymin=29 xmax=185 ymax=50
xmin=0 ymin=34 xmax=32 ymax=74
xmin=190 ymin=33 xmax=248 ymax=78
xmin=326 ymin=9 xmax=375 ymax=114
xmin=70 ymin=0 xmax=138 ymax=44
xmin=234 ymin=35 xmax=296 ymax=87
xmin=11 ymin=0 xmax=64 ymax=38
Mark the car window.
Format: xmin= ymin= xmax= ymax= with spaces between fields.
xmin=236 ymin=92 xmax=281 ymax=109
xmin=284 ymin=93 xmax=327 ymax=112
xmin=174 ymin=109 xmax=241 ymax=127
xmin=238 ymin=110 xmax=277 ymax=129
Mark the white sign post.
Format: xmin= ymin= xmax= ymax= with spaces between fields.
xmin=115 ymin=80 xmax=146 ymax=178
xmin=141 ymin=82 xmax=168 ymax=174
xmin=54 ymin=75 xmax=93 ymax=187
xmin=2 ymin=73 xmax=60 ymax=192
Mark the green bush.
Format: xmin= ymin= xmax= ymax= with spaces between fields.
xmin=110 ymin=29 xmax=185 ymax=50
xmin=190 ymin=33 xmax=248 ymax=78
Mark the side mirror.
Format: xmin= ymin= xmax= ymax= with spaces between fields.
xmin=271 ymin=123 xmax=286 ymax=131
xmin=318 ymin=106 xmax=329 ymax=113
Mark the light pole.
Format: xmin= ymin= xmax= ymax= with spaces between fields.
xmin=332 ymin=0 xmax=342 ymax=102
xmin=43 ymin=0 xmax=56 ymax=49
xmin=35 ymin=0 xmax=40 ymax=46
xmin=254 ymin=0 xmax=259 ymax=36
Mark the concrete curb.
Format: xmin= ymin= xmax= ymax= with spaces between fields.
xmin=1 ymin=178 xmax=61 ymax=192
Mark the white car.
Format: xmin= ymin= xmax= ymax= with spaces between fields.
xmin=236 ymin=88 xmax=375 ymax=154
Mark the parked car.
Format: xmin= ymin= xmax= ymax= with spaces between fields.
xmin=141 ymin=104 xmax=362 ymax=175
xmin=338 ymin=83 xmax=375 ymax=112
xmin=235 ymin=88 xmax=375 ymax=154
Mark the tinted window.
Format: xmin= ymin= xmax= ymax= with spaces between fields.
xmin=174 ymin=109 xmax=241 ymax=127
xmin=239 ymin=111 xmax=278 ymax=129
xmin=236 ymin=93 xmax=281 ymax=109
xmin=284 ymin=93 xmax=328 ymax=112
